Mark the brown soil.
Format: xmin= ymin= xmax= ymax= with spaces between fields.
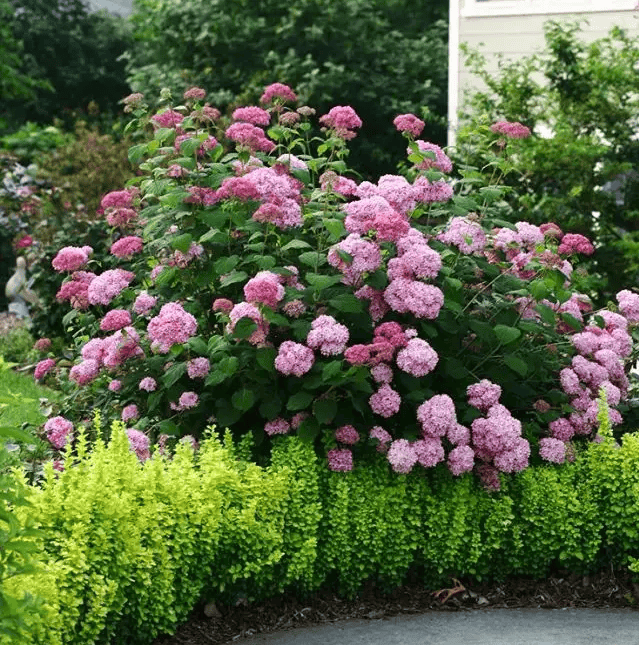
xmin=152 ymin=566 xmax=639 ymax=645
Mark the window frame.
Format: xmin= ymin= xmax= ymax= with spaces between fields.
xmin=462 ymin=0 xmax=638 ymax=18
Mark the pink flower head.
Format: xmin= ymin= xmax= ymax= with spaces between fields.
xmin=477 ymin=464 xmax=501 ymax=491
xmin=187 ymin=357 xmax=210 ymax=379
xmin=319 ymin=106 xmax=363 ymax=139
xmin=538 ymin=437 xmax=566 ymax=464
xmin=228 ymin=302 xmax=269 ymax=345
xmin=133 ymin=292 xmax=157 ymax=315
xmin=243 ymin=271 xmax=285 ymax=308
xmin=52 ymin=246 xmax=90 ymax=272
xmin=178 ymin=391 xmax=199 ymax=409
xmin=417 ymin=394 xmax=457 ymax=437
xmin=396 ymin=338 xmax=438 ymax=377
xmin=616 ymin=289 xmax=639 ymax=323
xmin=306 ymin=315 xmax=350 ymax=356
xmin=549 ymin=418 xmax=575 ymax=442
xmin=447 ymin=445 xmax=475 ymax=476
xmin=275 ymin=153 xmax=308 ymax=170
xmin=34 ymin=358 xmax=56 ymax=380
xmin=274 ymin=341 xmax=315 ymax=377
xmin=100 ymin=309 xmax=132 ymax=332
xmin=327 ymin=448 xmax=353 ymax=472
xmin=252 ymin=200 xmax=303 ymax=229
xmin=438 ymin=217 xmax=487 ymax=254
xmin=101 ymin=189 xmax=135 ymax=210
xmin=213 ymin=298 xmax=234 ymax=313
xmin=467 ymin=380 xmax=502 ymax=412
xmin=147 ymin=302 xmax=197 ymax=353
xmin=369 ymin=384 xmax=401 ymax=418
xmin=108 ymin=379 xmax=122 ymax=392
xmin=327 ymin=234 xmax=382 ymax=286
xmin=151 ymin=109 xmax=184 ymax=128
xmin=16 ymin=234 xmax=33 ymax=249
xmin=290 ymin=412 xmax=308 ymax=430
xmin=371 ymin=363 xmax=393 ymax=384
xmin=413 ymin=437 xmax=445 ymax=468
xmin=320 ymin=171 xmax=359 ymax=197
xmin=44 ymin=416 xmax=73 ymax=450
xmin=183 ymin=86 xmax=206 ymax=100
xmin=354 ymin=285 xmax=390 ymax=322
xmin=393 ymin=113 xmax=425 ymax=137
xmin=122 ymin=404 xmax=139 ymax=422
xmin=448 ymin=423 xmax=471 ymax=446
xmin=139 ymin=377 xmax=157 ymax=392
xmin=69 ymin=359 xmax=100 ymax=386
xmin=106 ymin=207 xmax=137 ymax=227
xmin=34 ymin=338 xmax=52 ymax=352
xmin=260 ymin=83 xmax=297 ymax=104
xmin=383 ymin=279 xmax=444 ymax=319
xmin=225 ymin=122 xmax=275 ymax=152
xmin=110 ymin=236 xmax=143 ymax=259
xmin=232 ymin=106 xmax=271 ymax=126
xmin=493 ymin=437 xmax=530 ymax=473
xmin=126 ymin=428 xmax=150 ymax=461
xmin=387 ymin=439 xmax=417 ymax=474
xmin=373 ymin=322 xmax=408 ymax=349
xmin=369 ymin=426 xmax=392 ymax=453
xmin=335 ymin=425 xmax=360 ymax=445
xmin=540 ymin=222 xmax=564 ymax=239
xmin=412 ymin=141 xmax=452 ymax=173
xmin=265 ymin=417 xmax=291 ymax=436
xmin=87 ymin=269 xmax=134 ymax=306
xmin=490 ymin=121 xmax=531 ymax=139
xmin=471 ymin=411 xmax=522 ymax=459
xmin=558 ymin=233 xmax=595 ymax=256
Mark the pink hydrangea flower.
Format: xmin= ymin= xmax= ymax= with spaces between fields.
xmin=139 ymin=377 xmax=157 ymax=392
xmin=335 ymin=425 xmax=360 ymax=445
xmin=101 ymin=189 xmax=136 ymax=210
xmin=52 ymin=246 xmax=90 ymax=272
xmin=243 ymin=271 xmax=286 ymax=308
xmin=306 ymin=315 xmax=350 ymax=356
xmin=539 ymin=437 xmax=566 ymax=464
xmin=327 ymin=448 xmax=353 ymax=472
xmin=320 ymin=171 xmax=359 ymax=197
xmin=87 ymin=269 xmax=134 ymax=306
xmin=493 ymin=437 xmax=530 ymax=473
xmin=100 ymin=309 xmax=132 ymax=332
xmin=616 ymin=289 xmax=639 ymax=323
xmin=327 ymin=233 xmax=382 ymax=286
xmin=558 ymin=233 xmax=595 ymax=256
xmin=252 ymin=200 xmax=303 ymax=229
xmin=122 ymin=404 xmax=139 ymax=422
xmin=108 ymin=379 xmax=122 ymax=392
xmin=384 ymin=279 xmax=444 ymax=319
xmin=371 ymin=363 xmax=393 ymax=384
xmin=438 ymin=217 xmax=487 ymax=254
xmin=412 ymin=177 xmax=454 ymax=204
xmin=151 ymin=109 xmax=184 ymax=128
xmin=467 ymin=380 xmax=502 ymax=412
xmin=417 ymin=394 xmax=457 ymax=437
xmin=147 ymin=302 xmax=197 ymax=353
xmin=319 ymin=106 xmax=362 ymax=139
xmin=212 ymin=298 xmax=234 ymax=313
xmin=265 ymin=418 xmax=290 ymax=436
xmin=448 ymin=423 xmax=471 ymax=446
xmin=370 ymin=426 xmax=392 ymax=453
xmin=178 ymin=391 xmax=199 ymax=409
xmin=133 ymin=292 xmax=157 ymax=315
xmin=447 ymin=445 xmax=475 ymax=476
xmin=33 ymin=338 xmax=52 ymax=352
xmin=369 ymin=384 xmax=401 ymax=418
xmin=183 ymin=86 xmax=206 ymax=100
xmin=126 ymin=428 xmax=150 ymax=461
xmin=187 ymin=357 xmax=210 ymax=379
xmin=34 ymin=358 xmax=55 ymax=380
xmin=228 ymin=302 xmax=269 ymax=345
xmin=106 ymin=207 xmax=137 ymax=227
xmin=387 ymin=439 xmax=417 ymax=474
xmin=44 ymin=416 xmax=73 ymax=450
xmin=412 ymin=141 xmax=452 ymax=173
xmin=290 ymin=412 xmax=308 ymax=429
xmin=283 ymin=299 xmax=307 ymax=318
xmin=413 ymin=437 xmax=445 ymax=468
xmin=260 ymin=83 xmax=297 ymax=104
xmin=472 ymin=410 xmax=522 ymax=459
xmin=69 ymin=359 xmax=100 ymax=386
xmin=274 ymin=341 xmax=315 ymax=377
xmin=396 ymin=338 xmax=438 ymax=377
xmin=110 ymin=236 xmax=143 ymax=259
xmin=225 ymin=122 xmax=275 ymax=152
xmin=490 ymin=121 xmax=531 ymax=139
xmin=232 ymin=106 xmax=271 ymax=125
xmin=393 ymin=113 xmax=425 ymax=137
xmin=275 ymin=153 xmax=308 ymax=170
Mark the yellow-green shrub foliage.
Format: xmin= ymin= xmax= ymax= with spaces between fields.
xmin=2 ymin=424 xmax=290 ymax=645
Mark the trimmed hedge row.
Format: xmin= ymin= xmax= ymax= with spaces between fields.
xmin=5 ymin=424 xmax=639 ymax=644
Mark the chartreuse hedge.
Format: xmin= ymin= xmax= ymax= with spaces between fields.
xmin=5 ymin=423 xmax=639 ymax=644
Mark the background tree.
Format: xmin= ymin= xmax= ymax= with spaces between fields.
xmin=2 ymin=0 xmax=132 ymax=132
xmin=456 ymin=21 xmax=639 ymax=305
xmin=124 ymin=0 xmax=449 ymax=178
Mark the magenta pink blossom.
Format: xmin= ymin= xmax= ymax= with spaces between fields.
xmin=151 ymin=109 xmax=184 ymax=128
xmin=396 ymin=338 xmax=438 ymax=377
xmin=213 ymin=298 xmax=234 ymax=313
xmin=110 ymin=236 xmax=143 ymax=258
xmin=87 ymin=269 xmax=134 ymax=306
xmin=265 ymin=418 xmax=291 ymax=436
xmin=122 ymin=404 xmax=139 ymax=422
xmin=139 ymin=377 xmax=157 ymax=392
xmin=387 ymin=439 xmax=417 ymax=474
xmin=369 ymin=384 xmax=401 ymax=418
xmin=100 ymin=309 xmax=132 ymax=331
xmin=438 ymin=217 xmax=487 ymax=254
xmin=384 ymin=279 xmax=444 ymax=319
xmin=274 ymin=341 xmax=315 ymax=377
xmin=178 ymin=391 xmax=199 ymax=409
xmin=327 ymin=234 xmax=382 ymax=286
xmin=371 ymin=363 xmax=393 ymax=384
xmin=306 ymin=315 xmax=350 ymax=356
xmin=126 ymin=428 xmax=150 ymax=461
xmin=225 ymin=122 xmax=275 ymax=152
xmin=44 ymin=416 xmax=73 ymax=450
xmin=447 ymin=445 xmax=475 ymax=476
xmin=490 ymin=121 xmax=531 ymax=139
xmin=228 ymin=302 xmax=269 ymax=345
xmin=183 ymin=86 xmax=206 ymax=100
xmin=327 ymin=448 xmax=353 ymax=472
xmin=412 ymin=141 xmax=452 ymax=173
xmin=393 ymin=113 xmax=425 ymax=137
xmin=467 ymin=380 xmax=502 ymax=412
xmin=260 ymin=83 xmax=297 ymax=104
xmin=243 ymin=271 xmax=285 ymax=308
xmin=108 ymin=379 xmax=122 ymax=392
xmin=616 ymin=290 xmax=639 ymax=323
xmin=187 ymin=357 xmax=210 ymax=379
xmin=539 ymin=437 xmax=566 ymax=463
xmin=319 ymin=106 xmax=362 ymax=139
xmin=34 ymin=358 xmax=56 ymax=380
xmin=133 ymin=292 xmax=157 ymax=315
xmin=69 ymin=359 xmax=100 ymax=386
xmin=147 ymin=302 xmax=197 ymax=353
xmin=558 ymin=233 xmax=595 ymax=256
xmin=413 ymin=438 xmax=445 ymax=468
xmin=52 ymin=246 xmax=90 ymax=272
xmin=369 ymin=426 xmax=392 ymax=453
xmin=417 ymin=394 xmax=457 ymax=438
xmin=101 ymin=189 xmax=136 ymax=210
xmin=335 ymin=425 xmax=360 ymax=445
xmin=232 ymin=106 xmax=271 ymax=125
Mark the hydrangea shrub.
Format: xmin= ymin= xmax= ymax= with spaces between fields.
xmin=43 ymin=83 xmax=639 ymax=488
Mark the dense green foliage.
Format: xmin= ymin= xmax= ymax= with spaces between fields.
xmin=457 ymin=21 xmax=639 ymax=304
xmin=2 ymin=0 xmax=132 ymax=132
xmin=4 ymin=421 xmax=639 ymax=644
xmin=125 ymin=0 xmax=448 ymax=178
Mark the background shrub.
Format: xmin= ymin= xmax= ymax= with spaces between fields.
xmin=456 ymin=21 xmax=639 ymax=304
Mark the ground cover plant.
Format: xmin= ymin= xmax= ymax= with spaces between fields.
xmin=37 ymin=83 xmax=639 ymax=491
xmin=456 ymin=21 xmax=639 ymax=305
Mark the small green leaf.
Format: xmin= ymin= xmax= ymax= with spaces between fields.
xmin=503 ymin=355 xmax=528 ymax=377
xmin=322 ymin=361 xmax=342 ymax=380
xmin=536 ymin=303 xmax=556 ymax=326
xmin=281 ymin=239 xmax=313 ymax=251
xmin=256 ymin=347 xmax=277 ymax=371
xmin=298 ymin=251 xmax=327 ymax=267
xmin=220 ymin=270 xmax=248 ymax=287
xmin=214 ymin=255 xmax=240 ymax=274
xmin=298 ymin=416 xmax=320 ymax=442
xmin=329 ymin=293 xmax=364 ymax=313
xmin=306 ymin=273 xmax=343 ymax=291
xmin=171 ymin=233 xmax=193 ymax=253
xmin=162 ymin=363 xmax=186 ymax=388
xmin=494 ymin=325 xmax=521 ymax=345
xmin=232 ymin=317 xmax=258 ymax=339
xmin=287 ymin=391 xmax=314 ymax=411
xmin=186 ymin=337 xmax=208 ymax=355
xmin=313 ymin=398 xmax=337 ymax=424
xmin=128 ymin=143 xmax=147 ymax=164
xmin=323 ymin=219 xmax=345 ymax=238
xmin=259 ymin=397 xmax=282 ymax=419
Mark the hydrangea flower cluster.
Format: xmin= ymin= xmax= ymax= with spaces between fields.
xmin=44 ymin=416 xmax=73 ymax=450
xmin=490 ymin=121 xmax=531 ymax=139
xmin=147 ymin=302 xmax=198 ymax=353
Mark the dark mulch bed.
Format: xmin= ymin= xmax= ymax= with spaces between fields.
xmin=153 ymin=566 xmax=639 ymax=645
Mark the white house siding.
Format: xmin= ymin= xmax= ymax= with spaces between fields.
xmin=448 ymin=0 xmax=639 ymax=144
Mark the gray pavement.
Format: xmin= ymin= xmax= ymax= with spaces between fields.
xmin=239 ymin=608 xmax=639 ymax=645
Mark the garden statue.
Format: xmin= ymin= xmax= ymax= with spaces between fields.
xmin=5 ymin=256 xmax=38 ymax=320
